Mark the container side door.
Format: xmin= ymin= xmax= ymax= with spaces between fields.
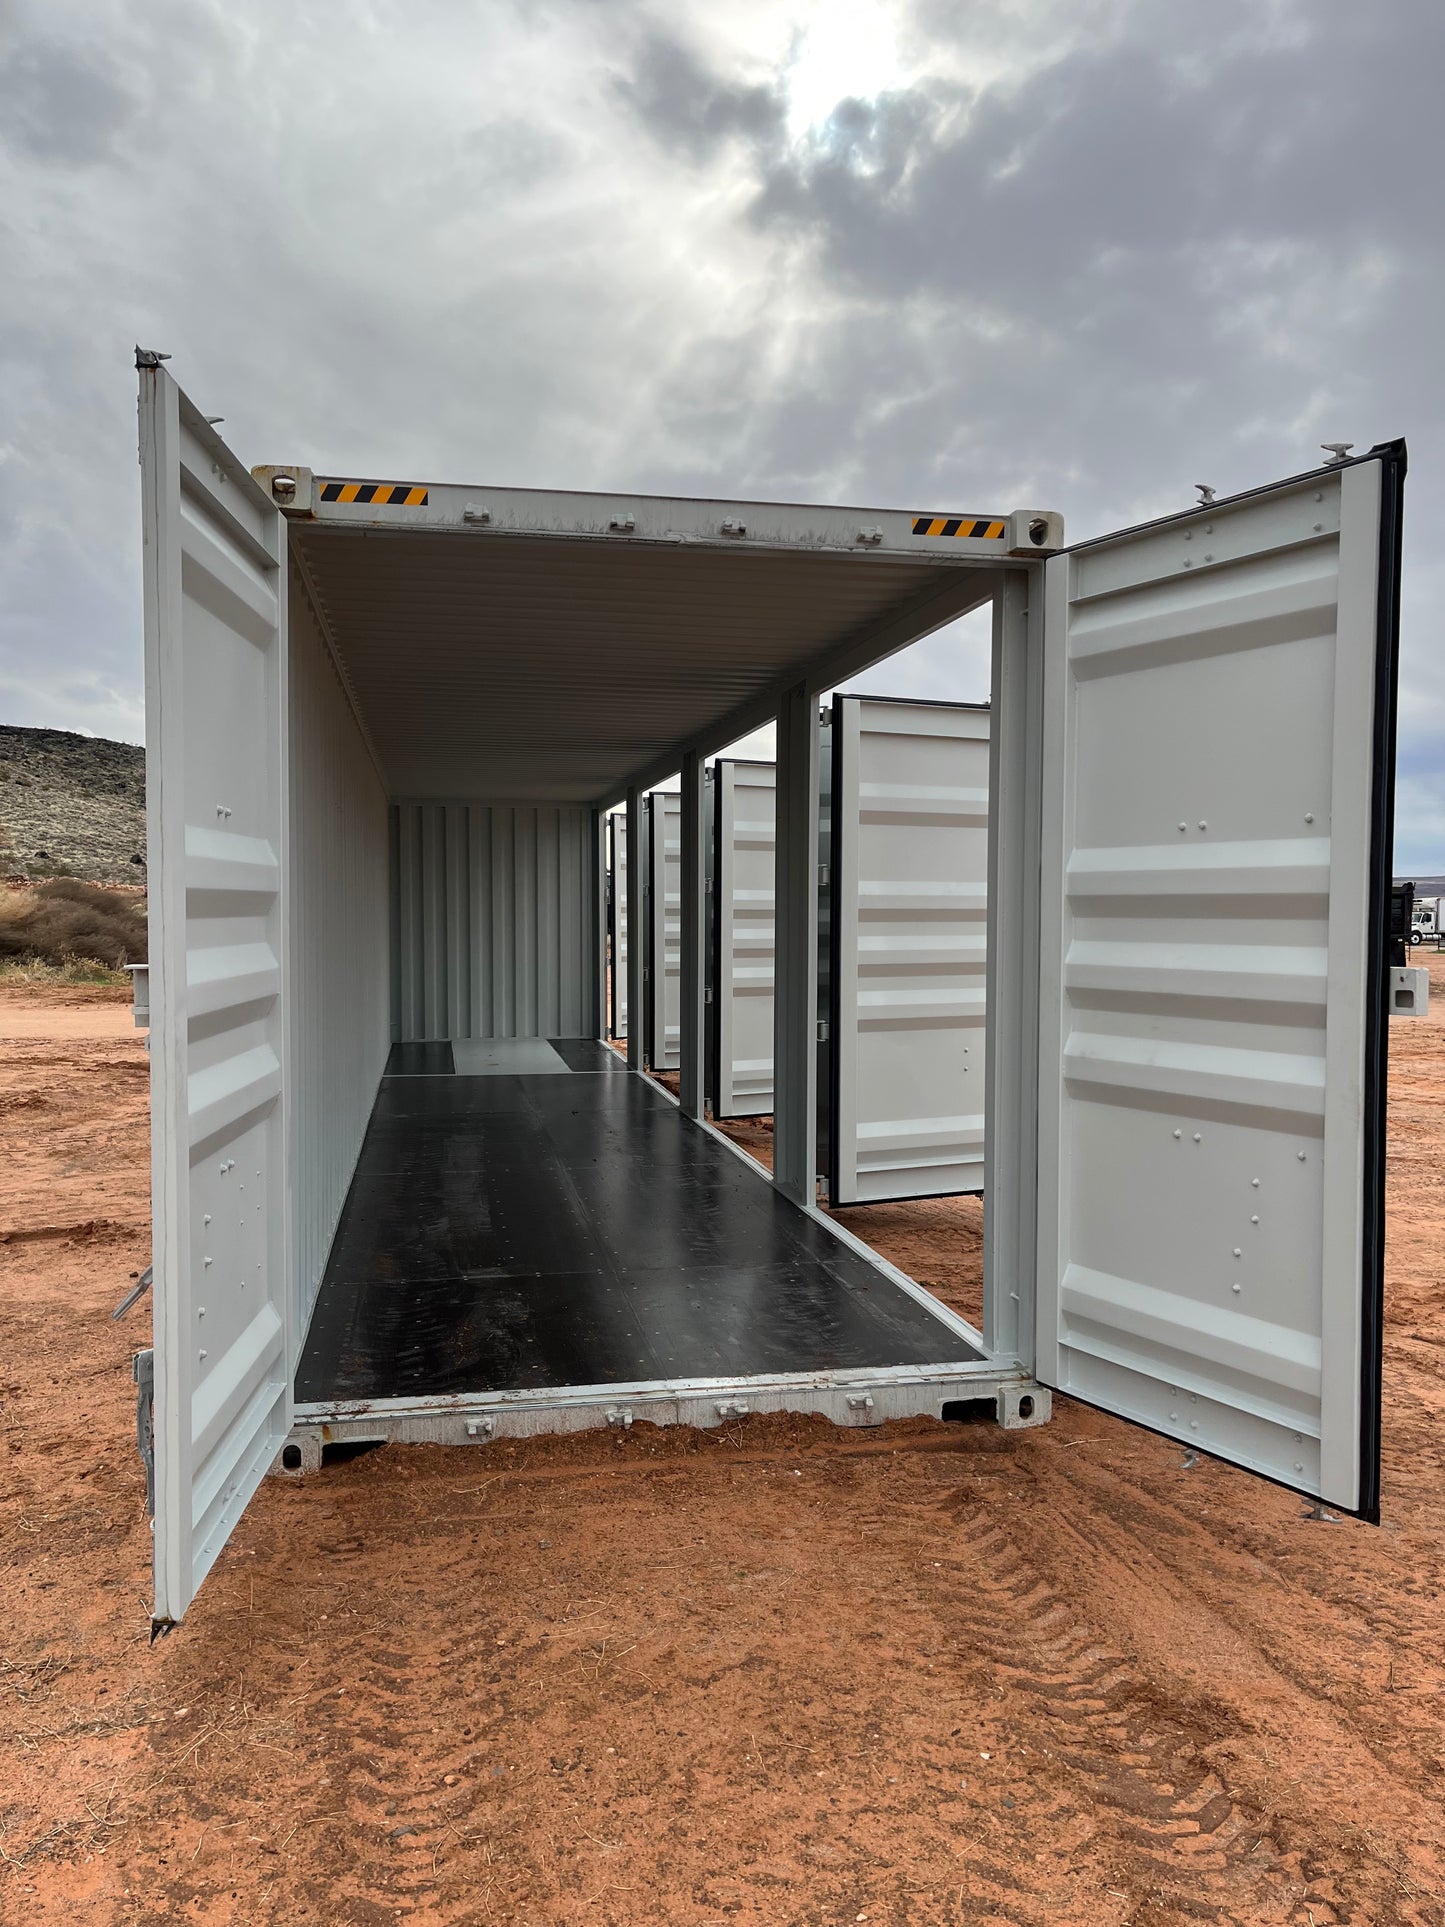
xmin=714 ymin=762 xmax=777 ymax=1117
xmin=609 ymin=813 xmax=627 ymax=1039
xmin=1036 ymin=448 xmax=1404 ymax=1515
xmin=650 ymin=793 xmax=683 ymax=1071
xmin=139 ymin=363 xmax=292 ymax=1623
xmin=640 ymin=796 xmax=654 ymax=1064
xmin=830 ymin=698 xmax=990 ymax=1204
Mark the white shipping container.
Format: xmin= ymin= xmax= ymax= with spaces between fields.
xmin=137 ymin=357 xmax=1406 ymax=1624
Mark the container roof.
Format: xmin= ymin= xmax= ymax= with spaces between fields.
xmin=283 ymin=482 xmax=1045 ymax=804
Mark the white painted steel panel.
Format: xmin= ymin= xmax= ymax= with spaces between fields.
xmin=831 ymin=699 xmax=989 ymax=1204
xmin=1036 ymin=457 xmax=1401 ymax=1512
xmin=288 ymin=565 xmax=391 ymax=1335
xmin=713 ymin=762 xmax=776 ymax=1118
xmin=648 ymin=792 xmax=682 ymax=1070
xmin=608 ymin=811 xmax=627 ymax=1038
xmin=392 ymin=802 xmax=594 ymax=1040
xmin=139 ymin=367 xmax=291 ymax=1625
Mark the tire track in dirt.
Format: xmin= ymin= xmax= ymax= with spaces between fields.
xmin=912 ymin=1476 xmax=1437 ymax=1927
xmin=251 ymin=1526 xmax=589 ymax=1926
xmin=1006 ymin=1439 xmax=1445 ymax=1875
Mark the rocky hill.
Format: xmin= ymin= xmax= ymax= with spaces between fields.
xmin=0 ymin=725 xmax=146 ymax=884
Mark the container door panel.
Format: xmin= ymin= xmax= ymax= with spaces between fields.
xmin=139 ymin=364 xmax=291 ymax=1624
xmin=831 ymin=699 xmax=989 ymax=1204
xmin=1036 ymin=450 xmax=1403 ymax=1515
xmin=609 ymin=813 xmax=627 ymax=1039
xmin=714 ymin=763 xmax=776 ymax=1117
xmin=649 ymin=793 xmax=682 ymax=1071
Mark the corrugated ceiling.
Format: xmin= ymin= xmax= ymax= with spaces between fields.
xmin=292 ymin=526 xmax=973 ymax=803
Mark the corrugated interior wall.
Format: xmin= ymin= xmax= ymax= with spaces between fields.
xmin=391 ymin=803 xmax=596 ymax=1041
xmin=289 ymin=563 xmax=392 ymax=1336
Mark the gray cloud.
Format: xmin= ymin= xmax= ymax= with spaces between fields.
xmin=0 ymin=31 xmax=139 ymax=166
xmin=612 ymin=2 xmax=1445 ymax=869
xmin=0 ymin=0 xmax=1440 ymax=867
xmin=612 ymin=30 xmax=786 ymax=163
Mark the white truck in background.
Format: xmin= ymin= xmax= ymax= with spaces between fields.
xmin=1410 ymin=897 xmax=1440 ymax=945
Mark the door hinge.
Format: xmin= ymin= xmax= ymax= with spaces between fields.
xmin=816 ymin=1018 xmax=829 ymax=1043
xmin=818 ymin=863 xmax=829 ymax=889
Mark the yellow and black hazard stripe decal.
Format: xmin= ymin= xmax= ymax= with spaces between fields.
xmin=319 ymin=480 xmax=429 ymax=507
xmin=911 ymin=515 xmax=1007 ymax=539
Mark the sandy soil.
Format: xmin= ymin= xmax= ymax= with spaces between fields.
xmin=2 ymin=980 xmax=1444 ymax=1924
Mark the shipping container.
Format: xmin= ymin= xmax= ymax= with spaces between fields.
xmin=136 ymin=356 xmax=1406 ymax=1625
xmin=694 ymin=698 xmax=991 ymax=1206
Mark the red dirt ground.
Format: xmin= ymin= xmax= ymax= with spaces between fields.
xmin=2 ymin=979 xmax=1443 ymax=1925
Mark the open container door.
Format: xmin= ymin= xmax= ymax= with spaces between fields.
xmin=829 ymin=697 xmax=990 ymax=1204
xmin=648 ymin=792 xmax=682 ymax=1071
xmin=608 ymin=812 xmax=627 ymax=1040
xmin=138 ymin=359 xmax=292 ymax=1624
xmin=711 ymin=760 xmax=777 ymax=1117
xmin=1036 ymin=445 xmax=1404 ymax=1515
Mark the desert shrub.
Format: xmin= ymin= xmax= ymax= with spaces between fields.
xmin=0 ymin=956 xmax=131 ymax=988
xmin=0 ymin=879 xmax=148 ymax=969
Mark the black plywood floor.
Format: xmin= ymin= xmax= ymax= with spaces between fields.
xmin=294 ymin=1040 xmax=979 ymax=1403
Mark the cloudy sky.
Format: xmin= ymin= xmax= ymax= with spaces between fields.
xmin=1 ymin=0 xmax=1440 ymax=864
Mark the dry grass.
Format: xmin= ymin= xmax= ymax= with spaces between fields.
xmin=0 ymin=957 xmax=132 ymax=988
xmin=0 ymin=880 xmax=146 ymax=973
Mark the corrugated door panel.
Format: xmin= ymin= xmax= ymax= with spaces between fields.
xmin=491 ymin=809 xmax=514 ymax=1035
xmin=468 ymin=805 xmax=491 ymax=1035
xmin=445 ymin=804 xmax=470 ymax=1037
xmin=560 ymin=809 xmax=585 ymax=1035
xmin=139 ymin=367 xmax=291 ymax=1624
xmin=391 ymin=802 xmax=594 ymax=1040
xmin=831 ymin=699 xmax=990 ymax=1204
xmin=715 ymin=763 xmax=776 ymax=1117
xmin=608 ymin=813 xmax=628 ymax=1038
xmin=649 ymin=793 xmax=682 ymax=1070
xmin=515 ymin=809 xmax=537 ymax=1037
xmin=537 ymin=808 xmax=560 ymax=1034
xmin=289 ymin=566 xmax=390 ymax=1338
xmin=1037 ymin=453 xmax=1403 ymax=1513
